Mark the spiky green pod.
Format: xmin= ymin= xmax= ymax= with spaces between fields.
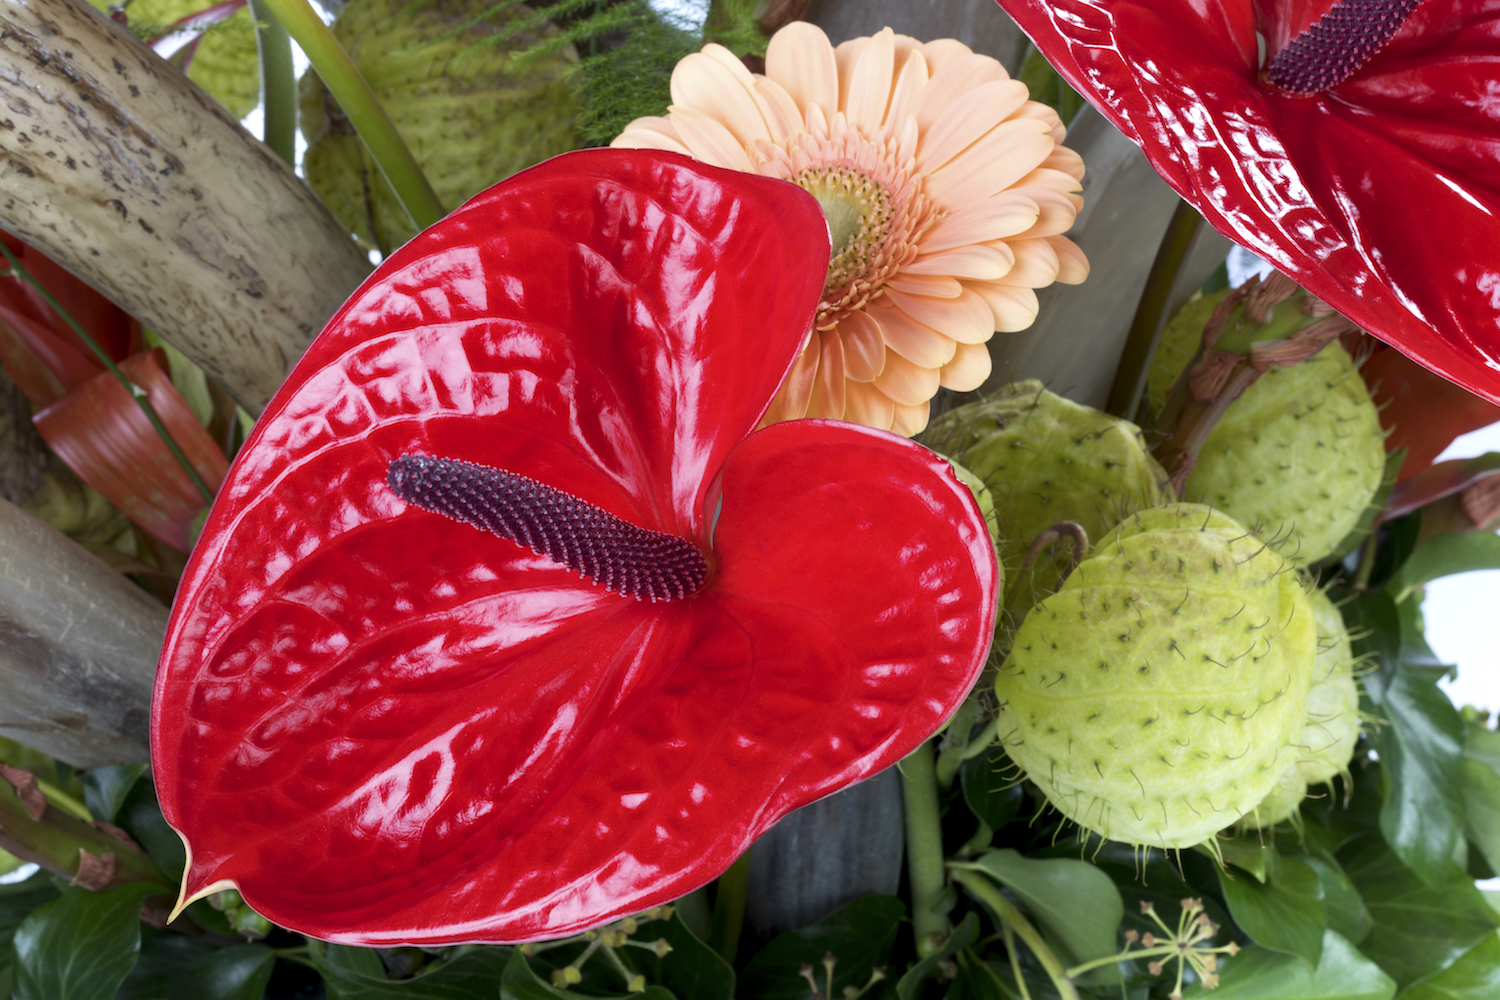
xmin=1236 ymin=765 xmax=1307 ymax=832
xmin=300 ymin=0 xmax=580 ymax=253
xmin=995 ymin=504 xmax=1316 ymax=849
xmin=1297 ymin=587 xmax=1361 ymax=786
xmin=923 ymin=381 xmax=1168 ymax=623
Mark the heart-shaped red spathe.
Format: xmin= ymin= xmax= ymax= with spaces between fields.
xmin=997 ymin=0 xmax=1500 ymax=404
xmin=151 ymin=149 xmax=999 ymax=944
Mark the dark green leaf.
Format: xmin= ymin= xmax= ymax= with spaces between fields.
xmin=1350 ymin=593 xmax=1466 ymax=885
xmin=0 ymin=873 xmax=58 ymax=996
xmin=1217 ymin=855 xmax=1325 ymax=965
xmin=315 ymin=942 xmax=517 ymax=1000
xmin=1302 ymin=855 xmax=1371 ymax=946
xmin=13 ymin=882 xmax=162 ymax=1000
xmin=1340 ymin=837 xmax=1498 ymax=987
xmin=1389 ymin=530 xmax=1500 ymax=601
xmin=628 ymin=912 xmax=733 ymax=1000
xmin=82 ymin=766 xmax=147 ymax=825
xmin=894 ymin=912 xmax=978 ymax=1000
xmin=947 ymin=953 xmax=1019 ymax=1000
xmin=1401 ymin=933 xmax=1500 ymax=999
xmin=120 ymin=780 xmax=185 ymax=883
xmin=115 ymin=930 xmax=217 ymax=999
xmin=960 ymin=747 xmax=1023 ymax=833
xmin=964 ymin=850 xmax=1123 ymax=971
xmin=499 ymin=949 xmax=672 ymax=1000
xmin=1182 ymin=929 xmax=1393 ymax=999
xmin=740 ymin=895 xmax=904 ymax=1000
xmin=1214 ymin=837 xmax=1278 ymax=884
xmin=1461 ymin=723 xmax=1500 ymax=874
xmin=176 ymin=945 xmax=276 ymax=1000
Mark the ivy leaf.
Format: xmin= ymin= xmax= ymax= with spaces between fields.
xmin=1347 ymin=592 xmax=1466 ymax=884
xmin=313 ymin=942 xmax=517 ymax=1000
xmin=1302 ymin=855 xmax=1372 ymax=947
xmin=960 ymin=746 xmax=1023 ymax=832
xmin=81 ymin=765 xmax=146 ymax=825
xmin=1217 ymin=855 xmax=1326 ymax=966
xmin=499 ymin=950 xmax=673 ymax=1000
xmin=894 ymin=912 xmax=979 ymax=1000
xmin=1214 ymin=836 xmax=1279 ymax=884
xmin=1340 ymin=837 xmax=1498 ymax=987
xmin=115 ymin=931 xmax=216 ymax=999
xmin=1181 ymin=929 xmax=1393 ymax=999
xmin=0 ymin=873 xmax=58 ymax=994
xmin=119 ymin=778 xmax=186 ymax=884
xmin=1460 ymin=722 xmax=1500 ymax=875
xmin=740 ymin=895 xmax=904 ymax=1000
xmin=176 ymin=945 xmax=277 ymax=1000
xmin=965 ymin=850 xmax=1123 ymax=972
xmin=12 ymin=881 xmax=163 ymax=1000
xmin=1388 ymin=532 xmax=1500 ymax=602
xmin=626 ymin=912 xmax=733 ymax=1000
xmin=1399 ymin=933 xmax=1500 ymax=999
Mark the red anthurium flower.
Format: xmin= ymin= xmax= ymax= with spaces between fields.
xmin=996 ymin=0 xmax=1500 ymax=403
xmin=151 ymin=149 xmax=999 ymax=945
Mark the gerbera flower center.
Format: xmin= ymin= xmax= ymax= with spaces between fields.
xmin=387 ymin=455 xmax=708 ymax=603
xmin=1265 ymin=0 xmax=1422 ymax=94
xmin=794 ymin=164 xmax=895 ymax=278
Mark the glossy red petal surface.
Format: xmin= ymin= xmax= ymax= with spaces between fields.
xmin=34 ymin=350 xmax=228 ymax=550
xmin=998 ymin=0 xmax=1500 ymax=403
xmin=155 ymin=150 xmax=988 ymax=944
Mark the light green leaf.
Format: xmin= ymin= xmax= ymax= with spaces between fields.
xmin=1390 ymin=529 xmax=1500 ymax=602
xmin=968 ymin=849 xmax=1123 ymax=969
xmin=1217 ymin=855 xmax=1325 ymax=966
xmin=1303 ymin=855 xmax=1372 ymax=946
xmin=1402 ymin=934 xmax=1500 ymax=999
xmin=1182 ymin=929 xmax=1393 ymax=999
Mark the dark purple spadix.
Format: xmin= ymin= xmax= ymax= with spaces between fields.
xmin=387 ymin=455 xmax=708 ymax=602
xmin=1267 ymin=0 xmax=1423 ymax=94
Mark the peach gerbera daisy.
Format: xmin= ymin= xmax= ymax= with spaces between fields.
xmin=611 ymin=22 xmax=1088 ymax=435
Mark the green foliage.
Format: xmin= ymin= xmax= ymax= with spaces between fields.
xmin=575 ymin=5 xmax=699 ymax=147
xmin=964 ymin=849 xmax=1123 ymax=975
xmin=1181 ymin=930 xmax=1395 ymax=1000
xmin=12 ymin=882 xmax=163 ymax=1000
xmin=1401 ymin=934 xmax=1500 ymax=999
xmin=740 ymin=895 xmax=904 ymax=1000
xmin=1217 ymin=855 xmax=1326 ymax=965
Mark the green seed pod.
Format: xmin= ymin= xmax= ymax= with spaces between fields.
xmin=1235 ymin=764 xmax=1307 ymax=832
xmin=300 ymin=0 xmax=581 ymax=253
xmin=923 ymin=381 xmax=1168 ymax=623
xmin=995 ymin=503 xmax=1316 ymax=849
xmin=1185 ymin=342 xmax=1385 ymax=563
xmin=1296 ymin=587 xmax=1361 ymax=787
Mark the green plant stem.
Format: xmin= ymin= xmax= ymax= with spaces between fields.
xmin=934 ymin=718 xmax=997 ymax=789
xmin=1105 ymin=199 xmax=1205 ymax=421
xmin=707 ymin=848 xmax=751 ymax=964
xmin=901 ymin=740 xmax=951 ymax=952
xmin=1065 ymin=945 xmax=1175 ymax=978
xmin=248 ymin=0 xmax=297 ymax=165
xmin=1002 ymin=925 xmax=1033 ymax=1000
xmin=256 ymin=0 xmax=444 ymax=231
xmin=0 ymin=769 xmax=167 ymax=888
xmin=1354 ymin=529 xmax=1379 ymax=591
xmin=0 ymin=245 xmax=213 ymax=504
xmin=948 ymin=867 xmax=1081 ymax=1000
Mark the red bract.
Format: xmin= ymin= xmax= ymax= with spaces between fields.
xmin=151 ymin=149 xmax=999 ymax=945
xmin=996 ymin=0 xmax=1500 ymax=403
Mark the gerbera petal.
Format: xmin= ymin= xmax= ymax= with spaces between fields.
xmin=914 ymin=53 xmax=1008 ymax=132
xmin=882 ymin=49 xmax=930 ymax=142
xmin=668 ymin=105 xmax=757 ymax=171
xmin=1010 ymin=100 xmax=1067 ymax=143
xmin=844 ymin=379 xmax=897 ymax=430
xmin=834 ymin=37 xmax=867 ymax=112
xmin=1012 ymin=188 xmax=1082 ymax=238
xmin=969 ymin=280 xmax=1041 ymax=333
xmin=884 ymin=287 xmax=996 ymax=346
xmin=701 ymin=42 xmax=757 ymax=85
xmin=998 ymin=238 xmax=1062 ymax=289
xmin=868 ymin=297 xmax=959 ymax=368
xmin=873 ymin=343 xmax=942 ymax=406
xmin=904 ymin=245 xmax=1014 ymax=281
xmin=671 ymin=53 xmax=772 ymax=148
xmin=754 ymin=77 xmax=804 ymax=144
xmin=1012 ymin=167 xmax=1084 ymax=199
xmin=839 ymin=311 xmax=886 ymax=383
xmin=845 ymin=27 xmax=897 ymax=138
xmin=887 ymin=273 xmax=964 ymax=297
xmin=919 ymin=38 xmax=979 ymax=75
xmin=1041 ymin=144 xmax=1086 ymax=183
xmin=1046 ymin=235 xmax=1090 ymax=284
xmin=923 ymin=118 xmax=1055 ymax=212
xmin=765 ymin=21 xmax=839 ymax=118
xmin=762 ymin=333 xmax=820 ymax=424
xmin=806 ymin=329 xmax=846 ymax=419
xmin=891 ymin=400 xmax=931 ymax=437
xmin=940 ymin=340 xmax=993 ymax=392
xmin=918 ymin=192 xmax=1041 ymax=253
xmin=915 ymin=79 xmax=1031 ymax=172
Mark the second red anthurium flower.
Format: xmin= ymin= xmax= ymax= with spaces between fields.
xmin=151 ymin=149 xmax=999 ymax=944
xmin=997 ymin=0 xmax=1500 ymax=404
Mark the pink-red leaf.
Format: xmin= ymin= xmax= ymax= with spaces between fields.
xmin=151 ymin=149 xmax=1000 ymax=944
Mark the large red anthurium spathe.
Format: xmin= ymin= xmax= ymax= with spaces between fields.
xmin=996 ymin=0 xmax=1500 ymax=404
xmin=151 ymin=149 xmax=999 ymax=945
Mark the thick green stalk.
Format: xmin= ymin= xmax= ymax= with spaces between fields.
xmin=901 ymin=740 xmax=950 ymax=952
xmin=948 ymin=866 xmax=1080 ymax=1000
xmin=1105 ymin=199 xmax=1204 ymax=421
xmin=248 ymin=0 xmax=297 ymax=165
xmin=0 ymin=771 xmax=167 ymax=889
xmin=256 ymin=0 xmax=444 ymax=231
xmin=707 ymin=849 xmax=751 ymax=963
xmin=0 ymin=243 xmax=213 ymax=504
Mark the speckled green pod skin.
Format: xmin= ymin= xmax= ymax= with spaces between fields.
xmin=996 ymin=504 xmax=1316 ymax=849
xmin=1185 ymin=343 xmax=1385 ymax=564
xmin=924 ymin=381 xmax=1168 ymax=624
xmin=300 ymin=0 xmax=580 ymax=253
xmin=1297 ymin=588 xmax=1360 ymax=786
xmin=1236 ymin=764 xmax=1307 ymax=831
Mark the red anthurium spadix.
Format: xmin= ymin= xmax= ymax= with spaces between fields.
xmin=151 ymin=149 xmax=999 ymax=945
xmin=996 ymin=0 xmax=1500 ymax=403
